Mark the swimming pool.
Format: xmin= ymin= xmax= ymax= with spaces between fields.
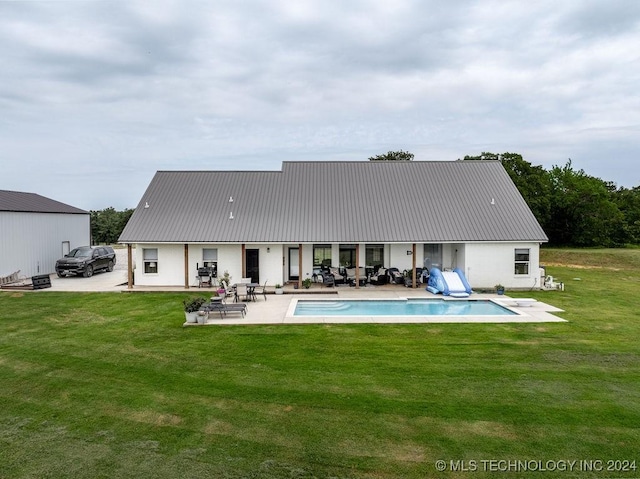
xmin=293 ymin=298 xmax=517 ymax=317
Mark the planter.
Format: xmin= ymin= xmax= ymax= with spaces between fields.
xmin=275 ymin=288 xmax=284 ymax=295
xmin=496 ymin=288 xmax=505 ymax=295
xmin=185 ymin=312 xmax=198 ymax=323
xmin=197 ymin=311 xmax=207 ymax=324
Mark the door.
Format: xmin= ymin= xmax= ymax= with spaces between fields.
xmin=245 ymin=249 xmax=260 ymax=284
xmin=289 ymin=247 xmax=299 ymax=280
xmin=62 ymin=241 xmax=70 ymax=257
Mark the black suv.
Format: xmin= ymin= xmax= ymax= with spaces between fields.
xmin=55 ymin=246 xmax=116 ymax=278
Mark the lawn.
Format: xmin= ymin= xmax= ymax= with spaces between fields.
xmin=1 ymin=248 xmax=639 ymax=478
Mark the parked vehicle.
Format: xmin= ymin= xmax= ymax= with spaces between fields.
xmin=55 ymin=246 xmax=116 ymax=278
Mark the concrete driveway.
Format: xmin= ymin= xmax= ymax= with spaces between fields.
xmin=44 ymin=247 xmax=129 ymax=292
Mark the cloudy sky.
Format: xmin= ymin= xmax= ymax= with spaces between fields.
xmin=2 ymin=1 xmax=639 ymax=210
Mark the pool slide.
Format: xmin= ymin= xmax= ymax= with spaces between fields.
xmin=426 ymin=267 xmax=472 ymax=297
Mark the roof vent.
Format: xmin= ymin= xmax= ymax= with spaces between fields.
xmin=491 ymin=198 xmax=495 ymax=205
xmin=228 ymin=211 xmax=234 ymax=220
xmin=144 ymin=202 xmax=150 ymax=209
xmin=229 ymin=196 xmax=234 ymax=203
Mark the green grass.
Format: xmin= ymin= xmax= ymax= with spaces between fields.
xmin=1 ymin=248 xmax=639 ymax=478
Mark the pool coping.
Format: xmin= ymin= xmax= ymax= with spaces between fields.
xmin=284 ymin=297 xmax=566 ymax=324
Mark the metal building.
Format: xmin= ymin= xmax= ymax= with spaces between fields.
xmin=0 ymin=190 xmax=90 ymax=279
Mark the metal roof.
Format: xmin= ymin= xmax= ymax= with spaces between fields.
xmin=119 ymin=161 xmax=548 ymax=243
xmin=0 ymin=190 xmax=88 ymax=214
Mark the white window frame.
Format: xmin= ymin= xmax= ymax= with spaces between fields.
xmin=143 ymin=248 xmax=158 ymax=274
xmin=514 ymin=248 xmax=530 ymax=275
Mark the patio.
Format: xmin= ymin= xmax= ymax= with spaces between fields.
xmin=182 ymin=285 xmax=566 ymax=326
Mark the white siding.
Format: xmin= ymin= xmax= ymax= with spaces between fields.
xmin=462 ymin=242 xmax=541 ymax=290
xmin=133 ymin=243 xmax=283 ymax=287
xmin=0 ymin=211 xmax=89 ymax=278
xmin=129 ymin=241 xmax=541 ymax=290
xmin=388 ymin=244 xmax=417 ymax=272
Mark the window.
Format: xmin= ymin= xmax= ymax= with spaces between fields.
xmin=339 ymin=244 xmax=356 ymax=268
xmin=514 ymin=248 xmax=530 ymax=275
xmin=365 ymin=244 xmax=384 ymax=267
xmin=203 ymin=248 xmax=218 ymax=276
xmin=423 ymin=244 xmax=442 ymax=271
xmin=313 ymin=244 xmax=332 ymax=268
xmin=143 ymin=248 xmax=158 ymax=274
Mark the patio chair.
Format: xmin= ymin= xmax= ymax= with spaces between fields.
xmin=370 ymin=267 xmax=387 ymax=285
xmin=328 ymin=267 xmax=345 ymax=284
xmin=387 ymin=267 xmax=404 ymax=284
xmin=235 ymin=283 xmax=249 ymax=302
xmin=253 ymin=280 xmax=268 ymax=300
xmin=322 ymin=272 xmax=335 ymax=287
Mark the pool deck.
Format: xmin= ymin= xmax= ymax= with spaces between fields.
xmin=185 ymin=287 xmax=566 ymax=326
xmin=16 ymin=271 xmax=565 ymax=325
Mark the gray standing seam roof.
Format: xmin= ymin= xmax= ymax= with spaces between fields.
xmin=119 ymin=161 xmax=548 ymax=243
xmin=0 ymin=190 xmax=88 ymax=214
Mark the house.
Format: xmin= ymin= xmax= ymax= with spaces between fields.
xmin=0 ymin=190 xmax=90 ymax=278
xmin=118 ymin=161 xmax=548 ymax=290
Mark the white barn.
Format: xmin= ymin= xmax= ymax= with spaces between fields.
xmin=0 ymin=190 xmax=90 ymax=279
xmin=119 ymin=161 xmax=548 ymax=290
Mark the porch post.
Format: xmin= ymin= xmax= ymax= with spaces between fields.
xmin=184 ymin=244 xmax=189 ymax=289
xmin=127 ymin=243 xmax=133 ymax=289
xmin=355 ymin=243 xmax=361 ymax=289
xmin=298 ymin=244 xmax=302 ymax=289
xmin=412 ymin=243 xmax=417 ymax=289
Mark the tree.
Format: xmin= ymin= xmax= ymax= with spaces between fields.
xmin=547 ymin=160 xmax=625 ymax=247
xmin=612 ymin=186 xmax=640 ymax=245
xmin=90 ymin=207 xmax=134 ymax=245
xmin=369 ymin=150 xmax=414 ymax=161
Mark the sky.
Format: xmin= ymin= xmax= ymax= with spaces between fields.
xmin=2 ymin=0 xmax=639 ymax=211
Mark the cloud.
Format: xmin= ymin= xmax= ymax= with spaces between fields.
xmin=1 ymin=0 xmax=639 ymax=210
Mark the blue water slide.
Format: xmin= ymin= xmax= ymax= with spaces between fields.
xmin=453 ymin=268 xmax=472 ymax=294
xmin=426 ymin=267 xmax=448 ymax=295
xmin=426 ymin=267 xmax=472 ymax=296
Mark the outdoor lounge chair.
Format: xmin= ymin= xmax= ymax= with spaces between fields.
xmin=387 ymin=267 xmax=404 ymax=284
xmin=370 ymin=267 xmax=387 ymax=285
xmin=328 ymin=267 xmax=345 ymax=284
xmin=322 ymin=272 xmax=335 ymax=287
xmin=346 ymin=267 xmax=367 ymax=286
xmin=202 ymin=302 xmax=247 ymax=319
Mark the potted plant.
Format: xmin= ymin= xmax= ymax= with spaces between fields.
xmin=302 ymin=278 xmax=312 ymax=289
xmin=183 ymin=296 xmax=206 ymax=323
xmin=274 ymin=283 xmax=283 ymax=295
xmin=495 ymin=284 xmax=505 ymax=295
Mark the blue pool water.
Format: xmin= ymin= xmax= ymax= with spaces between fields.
xmin=293 ymin=299 xmax=516 ymax=316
